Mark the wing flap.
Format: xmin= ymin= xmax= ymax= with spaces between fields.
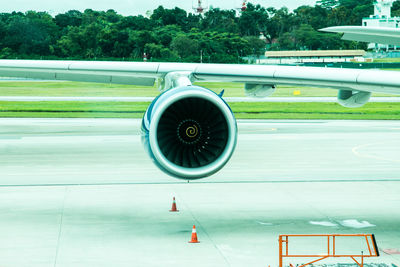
xmin=194 ymin=64 xmax=400 ymax=94
xmin=193 ymin=64 xmax=276 ymax=83
xmin=342 ymin=32 xmax=400 ymax=46
xmin=0 ymin=67 xmax=58 ymax=80
xmin=0 ymin=60 xmax=159 ymax=86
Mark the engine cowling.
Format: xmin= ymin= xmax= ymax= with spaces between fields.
xmin=141 ymin=86 xmax=237 ymax=179
xmin=245 ymin=83 xmax=276 ymax=98
xmin=337 ymin=90 xmax=371 ymax=108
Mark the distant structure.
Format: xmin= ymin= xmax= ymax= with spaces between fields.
xmin=362 ymin=0 xmax=400 ymax=50
xmin=260 ymin=50 xmax=367 ymax=64
xmin=236 ymin=0 xmax=247 ymax=12
xmin=193 ymin=0 xmax=208 ymax=14
xmin=374 ymin=0 xmax=395 ymax=19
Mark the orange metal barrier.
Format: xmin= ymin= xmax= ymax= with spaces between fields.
xmin=279 ymin=234 xmax=379 ymax=267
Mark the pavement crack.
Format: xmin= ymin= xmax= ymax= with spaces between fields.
xmin=53 ymin=187 xmax=68 ymax=267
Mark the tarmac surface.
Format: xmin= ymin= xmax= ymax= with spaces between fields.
xmin=0 ymin=118 xmax=399 ymax=267
xmin=0 ymin=96 xmax=399 ymax=102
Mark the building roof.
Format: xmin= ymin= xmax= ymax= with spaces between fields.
xmin=265 ymin=50 xmax=366 ymax=58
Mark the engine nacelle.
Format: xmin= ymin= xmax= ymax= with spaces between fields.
xmin=245 ymin=83 xmax=276 ymax=98
xmin=337 ymin=90 xmax=371 ymax=108
xmin=141 ymin=86 xmax=237 ymax=179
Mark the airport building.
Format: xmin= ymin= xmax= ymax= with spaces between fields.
xmin=259 ymin=50 xmax=367 ymax=64
xmin=362 ymin=0 xmax=400 ymax=50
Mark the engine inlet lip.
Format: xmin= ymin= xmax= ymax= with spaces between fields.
xmin=148 ymin=86 xmax=237 ymax=179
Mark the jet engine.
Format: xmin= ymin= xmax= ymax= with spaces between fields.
xmin=337 ymin=90 xmax=371 ymax=108
xmin=245 ymin=83 xmax=276 ymax=98
xmin=141 ymin=86 xmax=237 ymax=179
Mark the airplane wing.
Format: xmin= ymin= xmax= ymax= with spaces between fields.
xmin=0 ymin=59 xmax=399 ymax=95
xmin=320 ymin=26 xmax=400 ymax=46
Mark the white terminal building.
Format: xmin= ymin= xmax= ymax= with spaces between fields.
xmin=362 ymin=0 xmax=400 ymax=50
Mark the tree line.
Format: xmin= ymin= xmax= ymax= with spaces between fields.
xmin=0 ymin=0 xmax=399 ymax=63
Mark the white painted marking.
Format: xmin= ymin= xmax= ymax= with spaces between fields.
xmin=339 ymin=219 xmax=375 ymax=229
xmin=256 ymin=221 xmax=273 ymax=226
xmin=309 ymin=221 xmax=338 ymax=227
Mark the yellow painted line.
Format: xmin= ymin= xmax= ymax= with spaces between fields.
xmin=352 ymin=142 xmax=400 ymax=163
xmin=266 ymin=128 xmax=277 ymax=132
xmin=293 ymin=90 xmax=301 ymax=96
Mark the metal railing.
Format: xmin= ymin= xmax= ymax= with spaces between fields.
xmin=279 ymin=234 xmax=380 ymax=267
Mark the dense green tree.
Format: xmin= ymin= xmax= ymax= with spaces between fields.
xmin=55 ymin=26 xmax=84 ymax=57
xmin=264 ymin=7 xmax=295 ymax=44
xmin=81 ymin=23 xmax=103 ymax=55
xmin=170 ymin=35 xmax=200 ymax=58
xmin=201 ymin=8 xmax=238 ymax=33
xmin=292 ymin=24 xmax=323 ymax=50
xmin=98 ymin=26 xmax=132 ymax=57
xmin=244 ymin=36 xmax=266 ymax=54
xmin=81 ymin=9 xmax=101 ymax=25
xmin=151 ymin=6 xmax=189 ymax=29
xmin=294 ymin=5 xmax=329 ymax=29
xmin=277 ymin=32 xmax=296 ymax=50
xmin=327 ymin=5 xmax=351 ymax=26
xmin=186 ymin=13 xmax=201 ymax=31
xmin=104 ymin=9 xmax=121 ymax=23
xmin=131 ymin=30 xmax=156 ymax=50
xmin=154 ymin=25 xmax=182 ymax=47
xmin=339 ymin=0 xmax=372 ymax=9
xmin=324 ymin=0 xmax=373 ymax=26
xmin=55 ymin=10 xmax=82 ymax=29
xmin=144 ymin=43 xmax=164 ymax=58
xmin=392 ymin=0 xmax=400 ymax=16
xmin=239 ymin=3 xmax=269 ymax=36
xmin=0 ymin=47 xmax=13 ymax=59
xmin=0 ymin=20 xmax=6 ymax=46
xmin=116 ymin=15 xmax=154 ymax=31
xmin=349 ymin=4 xmax=374 ymax=25
xmin=0 ymin=1 xmax=388 ymax=62
xmin=4 ymin=11 xmax=58 ymax=55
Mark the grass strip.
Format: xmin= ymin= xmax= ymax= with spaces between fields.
xmin=1 ymin=81 xmax=398 ymax=97
xmin=1 ymin=101 xmax=400 ymax=120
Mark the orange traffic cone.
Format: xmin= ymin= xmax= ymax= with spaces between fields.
xmin=169 ymin=197 xmax=179 ymax=212
xmin=189 ymin=225 xmax=200 ymax=243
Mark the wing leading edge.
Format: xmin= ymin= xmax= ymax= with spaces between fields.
xmin=0 ymin=60 xmax=400 ymax=95
xmin=320 ymin=26 xmax=400 ymax=46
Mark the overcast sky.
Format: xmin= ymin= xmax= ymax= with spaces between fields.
xmin=1 ymin=0 xmax=317 ymax=16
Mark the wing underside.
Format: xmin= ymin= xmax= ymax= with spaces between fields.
xmin=320 ymin=26 xmax=400 ymax=46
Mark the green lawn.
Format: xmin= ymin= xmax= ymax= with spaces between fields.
xmin=0 ymin=81 xmax=339 ymax=97
xmin=0 ymin=80 xmax=399 ymax=120
xmin=373 ymin=58 xmax=400 ymax=63
xmin=0 ymin=81 xmax=161 ymax=97
xmin=0 ymin=80 xmax=398 ymax=97
xmin=1 ymin=101 xmax=399 ymax=120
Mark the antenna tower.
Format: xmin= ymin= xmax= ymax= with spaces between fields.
xmin=193 ymin=0 xmax=208 ymax=14
xmin=240 ymin=0 xmax=248 ymax=12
